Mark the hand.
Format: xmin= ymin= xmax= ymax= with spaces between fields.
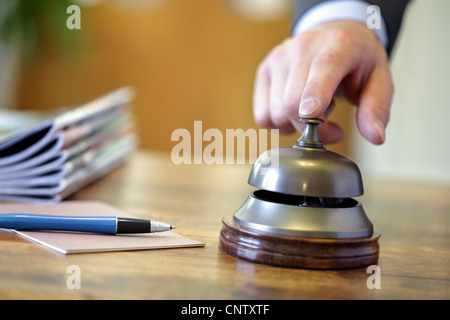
xmin=252 ymin=20 xmax=393 ymax=145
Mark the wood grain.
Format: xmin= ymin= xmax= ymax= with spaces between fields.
xmin=0 ymin=151 xmax=449 ymax=299
xmin=219 ymin=215 xmax=380 ymax=269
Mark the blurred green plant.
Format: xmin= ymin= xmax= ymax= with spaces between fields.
xmin=0 ymin=0 xmax=83 ymax=61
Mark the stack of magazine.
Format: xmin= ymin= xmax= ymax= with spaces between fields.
xmin=0 ymin=87 xmax=137 ymax=203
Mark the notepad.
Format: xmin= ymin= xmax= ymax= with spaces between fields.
xmin=0 ymin=201 xmax=204 ymax=254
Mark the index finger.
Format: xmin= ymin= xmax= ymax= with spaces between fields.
xmin=299 ymin=51 xmax=350 ymax=118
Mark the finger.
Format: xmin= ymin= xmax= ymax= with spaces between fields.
xmin=292 ymin=117 xmax=344 ymax=144
xmin=292 ymin=99 xmax=344 ymax=144
xmin=324 ymin=97 xmax=336 ymax=118
xmin=269 ymin=68 xmax=296 ymax=134
xmin=284 ymin=63 xmax=311 ymax=134
xmin=317 ymin=100 xmax=345 ymax=144
xmin=268 ymin=54 xmax=290 ymax=128
xmin=252 ymin=62 xmax=273 ymax=128
xmin=283 ymin=37 xmax=313 ymax=121
xmin=299 ymin=52 xmax=350 ymax=118
xmin=319 ymin=121 xmax=345 ymax=144
xmin=284 ymin=67 xmax=311 ymax=135
xmin=319 ymin=99 xmax=344 ymax=144
xmin=356 ymin=60 xmax=393 ymax=145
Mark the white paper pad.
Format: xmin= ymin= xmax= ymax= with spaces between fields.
xmin=0 ymin=201 xmax=204 ymax=254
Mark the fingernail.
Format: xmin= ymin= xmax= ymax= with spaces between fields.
xmin=373 ymin=119 xmax=386 ymax=143
xmin=299 ymin=97 xmax=319 ymax=117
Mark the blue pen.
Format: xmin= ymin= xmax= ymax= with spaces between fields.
xmin=0 ymin=214 xmax=175 ymax=235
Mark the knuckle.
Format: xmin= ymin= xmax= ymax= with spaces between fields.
xmin=292 ymin=32 xmax=315 ymax=52
xmin=268 ymin=44 xmax=286 ymax=65
xmin=388 ymin=79 xmax=394 ymax=96
xmin=254 ymin=113 xmax=271 ymax=128
xmin=269 ymin=103 xmax=290 ymax=127
xmin=255 ymin=63 xmax=268 ymax=78
xmin=282 ymin=94 xmax=300 ymax=116
xmin=271 ymin=113 xmax=289 ymax=127
xmin=311 ymin=52 xmax=342 ymax=66
xmin=326 ymin=28 xmax=351 ymax=42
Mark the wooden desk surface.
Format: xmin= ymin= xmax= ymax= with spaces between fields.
xmin=0 ymin=151 xmax=449 ymax=299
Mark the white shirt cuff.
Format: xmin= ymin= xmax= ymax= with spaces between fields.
xmin=292 ymin=0 xmax=388 ymax=49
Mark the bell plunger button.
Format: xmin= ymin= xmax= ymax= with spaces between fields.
xmin=296 ymin=118 xmax=324 ymax=148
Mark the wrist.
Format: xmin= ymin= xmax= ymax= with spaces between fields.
xmin=293 ymin=0 xmax=388 ymax=49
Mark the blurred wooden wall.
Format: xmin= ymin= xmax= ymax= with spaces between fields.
xmin=15 ymin=0 xmax=351 ymax=156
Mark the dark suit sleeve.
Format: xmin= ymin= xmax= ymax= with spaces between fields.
xmin=293 ymin=0 xmax=411 ymax=55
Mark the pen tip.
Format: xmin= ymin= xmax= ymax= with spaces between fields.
xmin=171 ymin=226 xmax=176 ymax=230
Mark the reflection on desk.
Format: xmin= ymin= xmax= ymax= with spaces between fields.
xmin=0 ymin=150 xmax=449 ymax=299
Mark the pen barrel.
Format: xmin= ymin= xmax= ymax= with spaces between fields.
xmin=0 ymin=214 xmax=117 ymax=235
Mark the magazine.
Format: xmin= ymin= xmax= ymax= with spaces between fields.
xmin=0 ymin=87 xmax=137 ymax=202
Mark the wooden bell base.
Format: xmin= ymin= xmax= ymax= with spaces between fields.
xmin=219 ymin=216 xmax=380 ymax=270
